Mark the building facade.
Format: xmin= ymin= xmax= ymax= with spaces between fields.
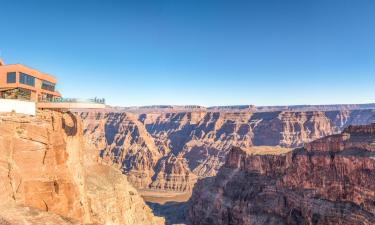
xmin=0 ymin=59 xmax=105 ymax=115
xmin=0 ymin=61 xmax=61 ymax=102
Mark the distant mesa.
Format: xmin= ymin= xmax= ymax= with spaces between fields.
xmin=107 ymin=103 xmax=375 ymax=114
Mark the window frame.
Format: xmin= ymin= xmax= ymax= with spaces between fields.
xmin=19 ymin=72 xmax=35 ymax=87
xmin=41 ymin=80 xmax=56 ymax=92
xmin=6 ymin=72 xmax=16 ymax=83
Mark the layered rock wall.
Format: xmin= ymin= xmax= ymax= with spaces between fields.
xmin=0 ymin=111 xmax=164 ymax=225
xmin=189 ymin=123 xmax=375 ymax=225
xmin=80 ymin=109 xmax=375 ymax=192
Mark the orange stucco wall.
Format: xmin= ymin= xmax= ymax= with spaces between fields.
xmin=0 ymin=64 xmax=61 ymax=101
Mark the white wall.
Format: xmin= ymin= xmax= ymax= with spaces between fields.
xmin=0 ymin=99 xmax=36 ymax=116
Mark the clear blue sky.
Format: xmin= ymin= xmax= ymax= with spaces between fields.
xmin=1 ymin=0 xmax=374 ymax=106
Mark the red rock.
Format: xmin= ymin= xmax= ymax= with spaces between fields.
xmin=0 ymin=111 xmax=164 ymax=225
xmin=189 ymin=123 xmax=375 ymax=225
xmin=79 ymin=110 xmax=375 ymax=193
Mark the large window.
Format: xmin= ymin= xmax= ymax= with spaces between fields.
xmin=41 ymin=80 xmax=55 ymax=92
xmin=0 ymin=88 xmax=31 ymax=100
xmin=19 ymin=73 xmax=35 ymax=87
xmin=6 ymin=72 xmax=16 ymax=83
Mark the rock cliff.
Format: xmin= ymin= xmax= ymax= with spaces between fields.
xmin=81 ymin=112 xmax=198 ymax=192
xmin=188 ymin=123 xmax=375 ymax=225
xmin=80 ymin=109 xmax=375 ymax=192
xmin=150 ymin=154 xmax=198 ymax=192
xmin=0 ymin=111 xmax=164 ymax=225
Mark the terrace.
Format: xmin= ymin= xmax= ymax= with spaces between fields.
xmin=37 ymin=97 xmax=106 ymax=109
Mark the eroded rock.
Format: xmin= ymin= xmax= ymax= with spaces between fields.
xmin=189 ymin=123 xmax=375 ymax=225
xmin=0 ymin=111 xmax=164 ymax=225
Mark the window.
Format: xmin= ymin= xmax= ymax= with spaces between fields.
xmin=19 ymin=73 xmax=35 ymax=87
xmin=41 ymin=80 xmax=55 ymax=92
xmin=27 ymin=75 xmax=35 ymax=86
xmin=19 ymin=73 xmax=26 ymax=84
xmin=6 ymin=72 xmax=16 ymax=83
xmin=1 ymin=88 xmax=31 ymax=100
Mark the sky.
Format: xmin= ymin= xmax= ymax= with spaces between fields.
xmin=0 ymin=0 xmax=374 ymax=106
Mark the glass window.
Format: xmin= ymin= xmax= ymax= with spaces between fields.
xmin=19 ymin=73 xmax=26 ymax=84
xmin=6 ymin=72 xmax=16 ymax=83
xmin=19 ymin=73 xmax=35 ymax=87
xmin=26 ymin=75 xmax=35 ymax=86
xmin=41 ymin=80 xmax=55 ymax=92
xmin=1 ymin=88 xmax=31 ymax=100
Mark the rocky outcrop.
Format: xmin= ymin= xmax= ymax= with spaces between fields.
xmin=0 ymin=203 xmax=81 ymax=225
xmin=0 ymin=111 xmax=164 ymax=225
xmin=0 ymin=111 xmax=85 ymax=220
xmin=80 ymin=112 xmax=198 ymax=192
xmin=150 ymin=154 xmax=197 ymax=192
xmin=189 ymin=123 xmax=375 ymax=225
xmin=80 ymin=109 xmax=375 ymax=192
xmin=85 ymin=164 xmax=164 ymax=225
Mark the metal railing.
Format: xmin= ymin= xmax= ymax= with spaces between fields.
xmin=40 ymin=97 xmax=105 ymax=104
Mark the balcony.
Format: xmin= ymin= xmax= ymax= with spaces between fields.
xmin=37 ymin=97 xmax=106 ymax=109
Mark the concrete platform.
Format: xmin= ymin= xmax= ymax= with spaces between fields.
xmin=37 ymin=102 xmax=105 ymax=109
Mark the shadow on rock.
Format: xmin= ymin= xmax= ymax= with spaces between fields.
xmin=147 ymin=201 xmax=192 ymax=225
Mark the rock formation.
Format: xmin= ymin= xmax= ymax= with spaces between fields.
xmin=81 ymin=111 xmax=199 ymax=191
xmin=106 ymin=103 xmax=375 ymax=113
xmin=189 ymin=123 xmax=375 ymax=225
xmin=0 ymin=111 xmax=164 ymax=225
xmin=150 ymin=154 xmax=197 ymax=192
xmin=79 ymin=109 xmax=375 ymax=192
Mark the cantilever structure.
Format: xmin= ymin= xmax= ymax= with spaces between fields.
xmin=37 ymin=98 xmax=105 ymax=110
xmin=0 ymin=59 xmax=105 ymax=114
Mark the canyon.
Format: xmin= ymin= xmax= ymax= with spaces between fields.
xmin=0 ymin=111 xmax=164 ymax=225
xmin=2 ymin=105 xmax=375 ymax=224
xmin=80 ymin=108 xmax=375 ymax=193
xmin=188 ymin=123 xmax=375 ymax=224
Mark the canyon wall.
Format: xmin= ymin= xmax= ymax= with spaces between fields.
xmin=80 ymin=109 xmax=375 ymax=192
xmin=188 ymin=123 xmax=375 ymax=225
xmin=109 ymin=103 xmax=375 ymax=113
xmin=0 ymin=111 xmax=164 ymax=225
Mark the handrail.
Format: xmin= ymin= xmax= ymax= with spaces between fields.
xmin=40 ymin=97 xmax=105 ymax=104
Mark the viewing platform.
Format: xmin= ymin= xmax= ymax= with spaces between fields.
xmin=37 ymin=98 xmax=106 ymax=109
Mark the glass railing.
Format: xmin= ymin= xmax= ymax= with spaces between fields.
xmin=40 ymin=97 xmax=105 ymax=104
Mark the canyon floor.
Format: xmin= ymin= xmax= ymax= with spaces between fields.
xmin=140 ymin=190 xmax=192 ymax=204
xmin=138 ymin=190 xmax=192 ymax=225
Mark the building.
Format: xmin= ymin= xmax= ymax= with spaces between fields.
xmin=0 ymin=60 xmax=61 ymax=102
xmin=0 ymin=59 xmax=105 ymax=115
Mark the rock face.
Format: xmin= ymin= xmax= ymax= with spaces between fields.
xmin=0 ymin=111 xmax=164 ymax=225
xmin=80 ymin=112 xmax=198 ymax=192
xmin=80 ymin=109 xmax=375 ymax=192
xmin=0 ymin=111 xmax=85 ymax=220
xmin=188 ymin=123 xmax=375 ymax=225
xmin=150 ymin=154 xmax=198 ymax=192
xmin=108 ymin=103 xmax=375 ymax=113
xmin=85 ymin=164 xmax=164 ymax=225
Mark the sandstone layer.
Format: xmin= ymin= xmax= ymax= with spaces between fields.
xmin=189 ymin=123 xmax=375 ymax=225
xmin=106 ymin=103 xmax=375 ymax=113
xmin=80 ymin=109 xmax=375 ymax=192
xmin=0 ymin=111 xmax=164 ymax=225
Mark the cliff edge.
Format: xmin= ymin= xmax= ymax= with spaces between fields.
xmin=0 ymin=111 xmax=164 ymax=225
